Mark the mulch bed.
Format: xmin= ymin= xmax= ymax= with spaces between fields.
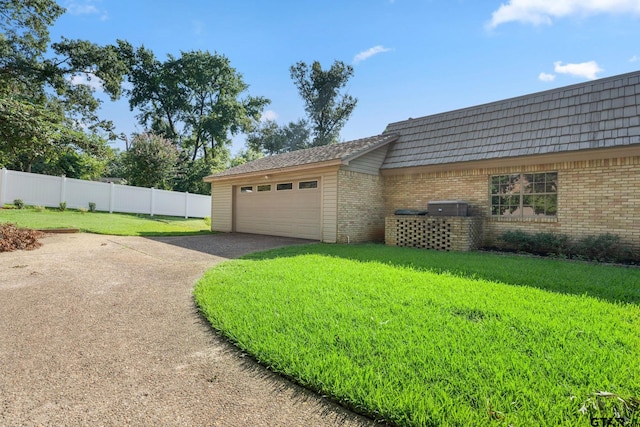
xmin=0 ymin=223 xmax=45 ymax=252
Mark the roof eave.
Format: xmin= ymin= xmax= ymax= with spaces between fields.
xmin=204 ymin=158 xmax=343 ymax=183
xmin=380 ymin=144 xmax=640 ymax=176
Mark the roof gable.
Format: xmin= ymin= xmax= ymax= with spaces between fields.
xmin=382 ymin=70 xmax=640 ymax=170
xmin=206 ymin=134 xmax=398 ymax=180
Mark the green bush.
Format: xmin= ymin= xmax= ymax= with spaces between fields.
xmin=58 ymin=202 xmax=66 ymax=212
xmin=498 ymin=230 xmax=636 ymax=263
xmin=13 ymin=199 xmax=24 ymax=209
xmin=571 ymin=233 xmax=625 ymax=263
xmin=499 ymin=230 xmax=570 ymax=256
xmin=88 ymin=202 xmax=96 ymax=213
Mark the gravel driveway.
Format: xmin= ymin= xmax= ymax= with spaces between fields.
xmin=0 ymin=233 xmax=377 ymax=427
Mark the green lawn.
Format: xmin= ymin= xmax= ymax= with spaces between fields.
xmin=194 ymin=244 xmax=640 ymax=426
xmin=0 ymin=206 xmax=211 ymax=236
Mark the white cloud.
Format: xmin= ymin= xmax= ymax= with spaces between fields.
xmin=69 ymin=73 xmax=104 ymax=91
xmin=553 ymin=61 xmax=603 ymax=79
xmin=65 ymin=1 xmax=108 ymax=20
xmin=538 ymin=72 xmax=556 ymax=82
xmin=630 ymin=55 xmax=639 ymax=62
xmin=488 ymin=0 xmax=640 ymax=28
xmin=261 ymin=110 xmax=278 ymax=122
xmin=353 ymin=45 xmax=392 ymax=64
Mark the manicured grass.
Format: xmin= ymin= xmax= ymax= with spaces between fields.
xmin=0 ymin=206 xmax=211 ymax=236
xmin=194 ymin=244 xmax=640 ymax=426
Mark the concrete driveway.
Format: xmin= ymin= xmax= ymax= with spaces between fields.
xmin=0 ymin=233 xmax=376 ymax=427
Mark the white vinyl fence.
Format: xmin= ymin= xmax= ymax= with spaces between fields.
xmin=0 ymin=168 xmax=210 ymax=218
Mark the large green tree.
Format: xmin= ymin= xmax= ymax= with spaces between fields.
xmin=124 ymin=47 xmax=270 ymax=162
xmin=246 ymin=119 xmax=311 ymax=155
xmin=289 ymin=60 xmax=357 ymax=146
xmin=0 ymin=0 xmax=129 ymax=172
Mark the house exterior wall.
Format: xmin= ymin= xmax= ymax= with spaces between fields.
xmin=342 ymin=145 xmax=389 ymax=175
xmin=383 ymin=154 xmax=640 ymax=251
xmin=337 ymin=169 xmax=385 ymax=243
xmin=321 ymin=172 xmax=339 ymax=243
xmin=211 ymin=182 xmax=233 ymax=232
xmin=209 ymin=168 xmax=340 ymax=242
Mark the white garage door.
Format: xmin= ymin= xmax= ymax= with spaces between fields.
xmin=234 ymin=179 xmax=321 ymax=240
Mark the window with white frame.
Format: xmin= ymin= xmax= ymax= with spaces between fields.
xmin=490 ymin=172 xmax=557 ymax=217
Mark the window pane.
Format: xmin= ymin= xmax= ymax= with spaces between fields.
xmin=257 ymin=184 xmax=271 ymax=192
xmin=299 ymin=180 xmax=318 ymax=189
xmin=240 ymin=186 xmax=253 ymax=193
xmin=546 ymin=194 xmax=558 ymax=215
xmin=277 ymin=183 xmax=293 ymax=190
xmin=534 ymin=182 xmax=546 ymax=193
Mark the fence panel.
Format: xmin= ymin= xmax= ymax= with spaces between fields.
xmin=2 ymin=170 xmax=62 ymax=207
xmin=0 ymin=168 xmax=210 ymax=218
xmin=112 ymin=185 xmax=152 ymax=215
xmin=154 ymin=188 xmax=186 ymax=217
xmin=65 ymin=178 xmax=111 ymax=210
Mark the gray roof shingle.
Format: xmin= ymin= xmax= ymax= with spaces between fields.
xmin=382 ymin=70 xmax=640 ymax=170
xmin=206 ymin=134 xmax=398 ymax=179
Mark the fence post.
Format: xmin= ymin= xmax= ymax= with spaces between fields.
xmin=184 ymin=191 xmax=189 ymax=219
xmin=150 ymin=187 xmax=155 ymax=217
xmin=59 ymin=175 xmax=67 ymax=206
xmin=0 ymin=168 xmax=7 ymax=205
xmin=109 ymin=182 xmax=114 ymax=213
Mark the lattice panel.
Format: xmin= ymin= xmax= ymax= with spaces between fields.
xmin=395 ymin=217 xmax=452 ymax=250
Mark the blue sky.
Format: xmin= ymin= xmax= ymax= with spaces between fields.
xmin=51 ymin=0 xmax=640 ymax=154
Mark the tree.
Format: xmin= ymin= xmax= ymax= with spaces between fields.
xmin=247 ymin=119 xmax=311 ymax=155
xmin=0 ymin=0 xmax=129 ymax=172
xmin=290 ymin=60 xmax=357 ymax=146
xmin=124 ymin=47 xmax=270 ymax=162
xmin=121 ymin=133 xmax=179 ymax=189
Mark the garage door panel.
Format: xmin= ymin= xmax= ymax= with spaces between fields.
xmin=234 ymin=180 xmax=321 ymax=240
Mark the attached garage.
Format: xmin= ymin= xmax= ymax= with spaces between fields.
xmin=234 ymin=179 xmax=321 ymax=240
xmin=203 ymin=134 xmax=397 ymax=242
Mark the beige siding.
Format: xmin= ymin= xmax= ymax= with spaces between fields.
xmin=343 ymin=145 xmax=389 ymax=175
xmin=211 ymin=183 xmax=233 ymax=232
xmin=321 ymin=172 xmax=338 ymax=243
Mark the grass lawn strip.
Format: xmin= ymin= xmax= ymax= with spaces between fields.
xmin=194 ymin=245 xmax=640 ymax=426
xmin=0 ymin=206 xmax=210 ymax=236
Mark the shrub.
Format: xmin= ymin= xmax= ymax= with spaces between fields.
xmin=13 ymin=199 xmax=24 ymax=209
xmin=78 ymin=207 xmax=88 ymax=214
xmin=88 ymin=202 xmax=96 ymax=213
xmin=497 ymin=230 xmax=634 ymax=263
xmin=203 ymin=216 xmax=211 ymax=227
xmin=34 ymin=205 xmax=45 ymax=212
xmin=499 ymin=230 xmax=569 ymax=256
xmin=59 ymin=202 xmax=66 ymax=211
xmin=571 ymin=233 xmax=625 ymax=263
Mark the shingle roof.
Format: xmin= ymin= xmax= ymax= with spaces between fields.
xmin=206 ymin=134 xmax=398 ymax=179
xmin=382 ymin=70 xmax=640 ymax=170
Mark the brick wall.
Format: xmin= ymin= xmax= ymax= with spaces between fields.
xmin=385 ymin=215 xmax=483 ymax=251
xmin=383 ymin=155 xmax=640 ymax=251
xmin=337 ymin=170 xmax=385 ymax=243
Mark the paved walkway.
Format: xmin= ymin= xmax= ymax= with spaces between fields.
xmin=0 ymin=233 xmax=376 ymax=426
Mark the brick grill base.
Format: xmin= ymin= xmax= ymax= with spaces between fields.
xmin=385 ymin=215 xmax=483 ymax=251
